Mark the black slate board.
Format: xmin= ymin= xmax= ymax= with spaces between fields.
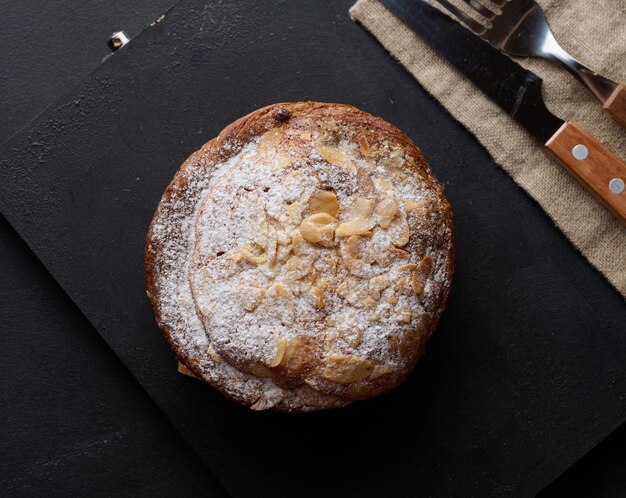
xmin=1 ymin=0 xmax=625 ymax=496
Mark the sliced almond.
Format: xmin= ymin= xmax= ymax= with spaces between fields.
xmin=322 ymin=355 xmax=373 ymax=383
xmin=389 ymin=148 xmax=403 ymax=159
xmin=324 ymin=311 xmax=338 ymax=328
xmin=260 ymin=264 xmax=281 ymax=280
xmin=390 ymin=214 xmax=410 ymax=247
xmin=285 ymin=256 xmax=313 ymax=281
xmin=336 ymin=280 xmax=349 ymax=299
xmin=347 ymin=330 xmax=363 ymax=348
xmin=236 ymin=285 xmax=266 ymax=312
xmin=247 ymin=242 xmax=263 ymax=253
xmin=299 ymin=220 xmax=322 ymax=244
xmin=363 ymin=297 xmax=377 ymax=308
xmin=301 ymin=131 xmax=312 ymax=140
xmin=397 ymin=306 xmax=412 ymax=323
xmin=352 ymin=196 xmax=375 ymax=219
xmin=358 ymin=135 xmax=370 ymax=157
xmin=309 ymin=190 xmax=339 ymax=217
xmin=267 ymin=282 xmax=293 ymax=299
xmin=286 ymin=256 xmax=303 ymax=271
xmin=397 ymin=278 xmax=410 ymax=291
xmin=369 ymin=274 xmax=391 ymax=300
xmin=335 ymin=327 xmax=362 ymax=348
xmin=287 ymin=201 xmax=304 ymax=224
xmin=308 ymin=212 xmax=337 ymax=224
xmin=303 ymin=378 xmax=321 ymax=391
xmin=386 ymin=246 xmax=410 ymax=259
xmin=317 ymin=145 xmax=351 ymax=168
xmin=322 ymin=335 xmax=336 ymax=356
xmin=299 ymin=213 xmax=338 ymax=247
xmin=369 ymin=364 xmax=393 ymax=380
xmin=316 ymin=278 xmax=331 ymax=292
xmin=309 ymin=285 xmax=325 ymax=309
xmin=291 ymin=234 xmax=305 ymax=255
xmin=403 ymin=198 xmax=423 ymax=211
xmin=327 ymin=254 xmax=338 ymax=272
xmin=377 ymin=197 xmax=400 ymax=217
xmin=376 ymin=197 xmax=400 ymax=228
xmin=250 ymin=389 xmax=284 ymax=411
xmin=318 ymin=223 xmax=337 ymax=246
xmin=229 ymin=247 xmax=267 ymax=265
xmin=249 ymin=364 xmax=273 ymax=378
xmin=258 ymin=128 xmax=283 ymax=155
xmin=412 ymin=255 xmax=434 ymax=296
xmin=275 ymin=244 xmax=292 ymax=264
xmin=342 ymin=256 xmax=375 ymax=280
xmin=178 ymin=362 xmax=199 ymax=378
xmin=339 ymin=242 xmax=360 ymax=268
xmin=335 ymin=219 xmax=375 ymax=237
xmin=373 ymin=177 xmax=393 ymax=191
xmin=306 ymin=268 xmax=319 ymax=285
xmin=346 ymin=235 xmax=364 ymax=259
xmin=276 ymin=229 xmax=291 ymax=246
xmin=268 ymin=337 xmax=288 ymax=367
xmin=206 ymin=344 xmax=222 ymax=364
xmin=379 ymin=218 xmax=393 ymax=229
xmin=385 ymin=294 xmax=398 ymax=305
xmin=342 ymin=281 xmax=370 ymax=307
xmin=279 ymin=336 xmax=300 ymax=366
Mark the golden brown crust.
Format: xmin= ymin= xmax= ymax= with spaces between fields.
xmin=145 ymin=102 xmax=454 ymax=412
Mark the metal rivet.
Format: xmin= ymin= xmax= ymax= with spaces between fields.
xmin=572 ymin=144 xmax=588 ymax=160
xmin=109 ymin=31 xmax=130 ymax=51
xmin=609 ymin=178 xmax=625 ymax=195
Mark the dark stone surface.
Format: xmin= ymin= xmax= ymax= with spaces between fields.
xmin=0 ymin=0 xmax=625 ymax=496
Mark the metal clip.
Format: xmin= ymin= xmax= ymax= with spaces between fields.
xmin=109 ymin=31 xmax=130 ymax=51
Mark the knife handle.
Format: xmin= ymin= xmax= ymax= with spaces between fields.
xmin=603 ymin=84 xmax=626 ymax=127
xmin=545 ymin=121 xmax=626 ymax=224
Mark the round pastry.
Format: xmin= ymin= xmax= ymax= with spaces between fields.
xmin=145 ymin=102 xmax=454 ymax=412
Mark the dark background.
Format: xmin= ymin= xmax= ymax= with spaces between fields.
xmin=0 ymin=1 xmax=624 ymax=496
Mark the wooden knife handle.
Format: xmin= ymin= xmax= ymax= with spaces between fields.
xmin=545 ymin=121 xmax=626 ymax=224
xmin=603 ymin=84 xmax=626 ymax=127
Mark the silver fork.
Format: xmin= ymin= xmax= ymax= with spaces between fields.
xmin=429 ymin=0 xmax=626 ymax=125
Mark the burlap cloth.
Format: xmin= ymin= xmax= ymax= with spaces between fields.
xmin=350 ymin=0 xmax=626 ymax=297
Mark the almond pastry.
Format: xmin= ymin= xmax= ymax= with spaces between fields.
xmin=145 ymin=102 xmax=454 ymax=412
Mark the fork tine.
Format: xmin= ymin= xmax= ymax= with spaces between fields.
xmin=461 ymin=0 xmax=497 ymax=20
xmin=429 ymin=0 xmax=487 ymax=34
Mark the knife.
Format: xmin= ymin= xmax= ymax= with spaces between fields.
xmin=380 ymin=0 xmax=626 ymax=224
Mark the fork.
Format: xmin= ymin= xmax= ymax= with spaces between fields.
xmin=429 ymin=0 xmax=626 ymax=126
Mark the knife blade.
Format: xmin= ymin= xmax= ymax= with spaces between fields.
xmin=380 ymin=0 xmax=626 ymax=224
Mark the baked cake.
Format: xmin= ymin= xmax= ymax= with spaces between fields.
xmin=145 ymin=102 xmax=454 ymax=412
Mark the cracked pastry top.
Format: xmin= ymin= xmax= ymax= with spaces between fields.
xmin=145 ymin=102 xmax=454 ymax=412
